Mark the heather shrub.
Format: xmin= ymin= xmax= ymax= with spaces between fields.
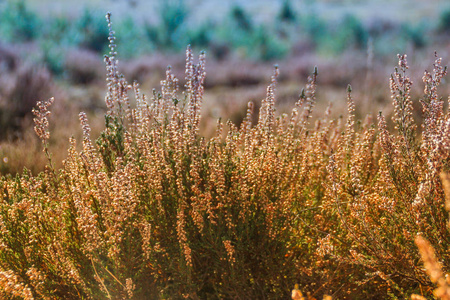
xmin=414 ymin=172 xmax=450 ymax=300
xmin=0 ymin=13 xmax=450 ymax=300
xmin=120 ymin=54 xmax=172 ymax=84
xmin=323 ymin=54 xmax=450 ymax=298
xmin=0 ymin=63 xmax=53 ymax=139
xmin=64 ymin=48 xmax=104 ymax=84
xmin=0 ymin=44 xmax=18 ymax=72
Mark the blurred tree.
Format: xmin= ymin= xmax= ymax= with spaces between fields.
xmin=75 ymin=9 xmax=109 ymax=52
xmin=144 ymin=0 xmax=188 ymax=50
xmin=0 ymin=0 xmax=40 ymax=42
xmin=160 ymin=0 xmax=187 ymax=48
xmin=438 ymin=8 xmax=450 ymax=33
xmin=278 ymin=0 xmax=297 ymax=23
xmin=231 ymin=5 xmax=253 ymax=32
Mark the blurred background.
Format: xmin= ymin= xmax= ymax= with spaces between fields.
xmin=0 ymin=0 xmax=449 ymax=174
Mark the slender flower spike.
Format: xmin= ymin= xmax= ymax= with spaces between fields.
xmin=32 ymin=97 xmax=54 ymax=145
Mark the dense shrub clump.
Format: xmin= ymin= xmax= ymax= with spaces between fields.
xmin=0 ymin=13 xmax=450 ymax=300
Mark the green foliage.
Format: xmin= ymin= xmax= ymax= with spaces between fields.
xmin=186 ymin=22 xmax=214 ymax=49
xmin=114 ymin=17 xmax=152 ymax=59
xmin=216 ymin=6 xmax=288 ymax=61
xmin=159 ymin=0 xmax=188 ymax=47
xmin=96 ymin=115 xmax=125 ymax=173
xmin=44 ymin=16 xmax=73 ymax=45
xmin=340 ymin=14 xmax=368 ymax=49
xmin=0 ymin=0 xmax=40 ymax=42
xmin=310 ymin=14 xmax=369 ymax=54
xmin=278 ymin=0 xmax=297 ymax=23
xmin=143 ymin=23 xmax=159 ymax=46
xmin=230 ymin=5 xmax=253 ymax=33
xmin=145 ymin=0 xmax=188 ymax=50
xmin=301 ymin=13 xmax=328 ymax=48
xmin=251 ymin=26 xmax=288 ymax=61
xmin=0 ymin=0 xmax=446 ymax=67
xmin=74 ymin=9 xmax=109 ymax=53
xmin=438 ymin=7 xmax=450 ymax=32
xmin=40 ymin=41 xmax=65 ymax=75
xmin=402 ymin=22 xmax=428 ymax=48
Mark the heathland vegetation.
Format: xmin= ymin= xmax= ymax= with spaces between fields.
xmin=1 ymin=0 xmax=449 ymax=176
xmin=0 ymin=9 xmax=450 ymax=299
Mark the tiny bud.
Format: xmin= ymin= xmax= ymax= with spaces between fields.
xmin=300 ymin=88 xmax=305 ymax=99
